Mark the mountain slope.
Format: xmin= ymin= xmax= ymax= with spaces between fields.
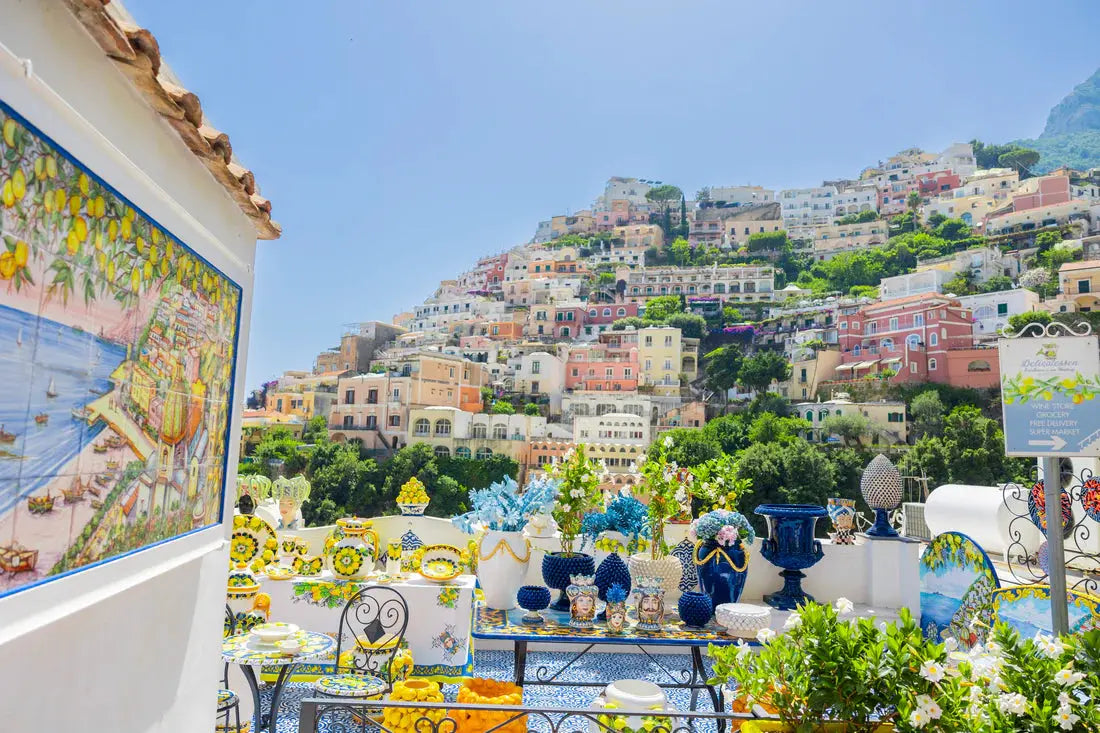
xmin=1008 ymin=67 xmax=1100 ymax=172
xmin=1043 ymin=68 xmax=1100 ymax=136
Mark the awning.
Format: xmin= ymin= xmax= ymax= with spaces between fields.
xmin=835 ymin=363 xmax=855 ymax=371
xmin=883 ymin=357 xmax=902 ymax=365
xmin=853 ymin=359 xmax=880 ymax=370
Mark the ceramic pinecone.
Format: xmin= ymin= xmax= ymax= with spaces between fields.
xmin=860 ymin=454 xmax=903 ymax=509
xmin=594 ymin=552 xmax=631 ymax=601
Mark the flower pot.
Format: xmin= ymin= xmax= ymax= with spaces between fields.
xmin=477 ymin=529 xmax=531 ymax=610
xmin=627 ymin=554 xmax=683 ymax=606
xmin=677 ymin=591 xmax=713 ymax=628
xmin=541 ymin=552 xmax=595 ymax=611
xmin=694 ymin=539 xmax=749 ymax=607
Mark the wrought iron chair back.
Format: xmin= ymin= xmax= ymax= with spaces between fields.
xmin=332 ymin=585 xmax=409 ymax=686
xmin=219 ymin=604 xmax=242 ymax=731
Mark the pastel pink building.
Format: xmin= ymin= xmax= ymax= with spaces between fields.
xmin=1010 ymin=175 xmax=1071 ymax=212
xmin=879 ymin=170 xmax=960 ymax=215
xmin=835 ymin=293 xmax=999 ymax=388
xmin=595 ymin=200 xmax=635 ymax=229
xmin=565 ymin=343 xmax=639 ymax=392
xmin=586 ymin=302 xmax=639 ymax=326
xmin=553 ymin=304 xmax=588 ymax=339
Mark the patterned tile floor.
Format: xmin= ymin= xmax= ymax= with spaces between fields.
xmin=258 ymin=650 xmax=725 ymax=733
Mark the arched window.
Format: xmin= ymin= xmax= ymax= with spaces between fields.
xmin=492 ymin=425 xmax=508 ymax=440
xmin=805 ymin=411 xmax=813 ymax=421
xmin=475 ymin=447 xmax=493 ymax=460
xmin=617 ymin=308 xmax=626 ymax=316
xmin=414 ymin=418 xmax=430 ymax=436
xmin=881 ymin=337 xmax=894 ymax=351
xmin=929 ymin=332 xmax=938 ymax=346
xmin=928 ymin=358 xmax=938 ymax=371
xmin=471 ymin=424 xmax=487 ymax=439
xmin=906 ymin=334 xmax=920 ymax=349
xmin=434 ymin=445 xmax=451 ymax=458
xmin=714 ymin=283 xmax=726 ymax=294
xmin=434 ymin=419 xmax=451 ymax=436
xmin=968 ymin=360 xmax=991 ymax=372
xmin=455 ymin=446 xmax=471 ymax=459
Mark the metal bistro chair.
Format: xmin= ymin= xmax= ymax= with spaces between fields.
xmin=313 ymin=585 xmax=410 ymax=699
xmin=218 ymin=604 xmax=243 ymax=732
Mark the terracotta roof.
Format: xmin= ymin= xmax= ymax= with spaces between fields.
xmin=62 ymin=0 xmax=280 ymax=240
xmin=862 ymin=292 xmax=958 ymax=312
xmin=1059 ymin=259 xmax=1100 ymax=272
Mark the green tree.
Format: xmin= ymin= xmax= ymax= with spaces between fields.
xmin=612 ymin=316 xmax=647 ymax=331
xmin=646 ymin=184 xmax=683 ymax=235
xmin=302 ymin=415 xmax=329 ymax=444
xmin=437 ymin=453 xmax=519 ymax=494
xmin=703 ymin=345 xmax=743 ymax=402
xmin=523 ymin=402 xmax=541 ymax=416
xmin=821 ymin=413 xmax=875 ymax=447
xmin=490 ymin=400 xmax=515 ymax=415
xmin=738 ymin=351 xmax=791 ymax=393
xmin=669 ymin=236 xmax=691 ymax=266
xmin=702 ymin=413 xmax=752 ymax=454
xmin=906 ymin=192 xmax=922 ymax=230
xmin=933 ymin=218 xmax=971 ymax=241
xmin=659 ymin=428 xmax=722 ymax=467
xmin=835 ymin=210 xmax=878 ymax=225
xmin=909 ymin=390 xmax=945 ymax=441
xmin=897 ymin=437 xmax=950 ymax=495
xmin=665 ymin=312 xmax=707 ymax=339
xmin=941 ymin=405 xmax=1025 ymax=485
xmin=748 ymin=412 xmax=810 ymax=445
xmin=251 ymin=426 xmax=309 ymax=477
xmin=746 ymin=231 xmax=790 ymax=254
xmin=998 ymin=147 xmax=1041 ymax=176
xmin=643 ymin=295 xmax=683 ymax=322
xmin=1034 ymin=230 xmax=1063 ymax=252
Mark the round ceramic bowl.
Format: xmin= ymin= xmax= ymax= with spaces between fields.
xmin=250 ymin=622 xmax=300 ymax=645
xmin=265 ymin=566 xmax=294 ymax=581
xmin=715 ymin=602 xmax=771 ymax=639
xmin=336 ymin=517 xmax=373 ymax=533
xmin=418 ymin=544 xmax=463 ymax=583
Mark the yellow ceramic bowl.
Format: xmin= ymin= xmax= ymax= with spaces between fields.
xmin=417 ymin=544 xmax=463 ymax=583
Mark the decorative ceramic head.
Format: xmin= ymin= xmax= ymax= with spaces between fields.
xmin=272 ymin=476 xmax=311 ymax=527
xmin=633 ymin=577 xmax=666 ymax=629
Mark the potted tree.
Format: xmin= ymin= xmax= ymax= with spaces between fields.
xmin=627 ymin=437 xmax=687 ymax=604
xmin=542 ymin=445 xmax=602 ymax=610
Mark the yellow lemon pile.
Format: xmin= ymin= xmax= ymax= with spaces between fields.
xmin=382 ymin=678 xmax=445 ymax=733
xmin=397 ymin=477 xmax=429 ymax=505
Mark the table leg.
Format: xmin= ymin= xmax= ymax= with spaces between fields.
xmin=691 ymin=647 xmax=725 ymax=732
xmin=240 ymin=665 xmax=263 ymax=733
xmin=514 ymin=640 xmax=527 ymax=687
xmin=688 ymin=647 xmax=700 ymax=712
xmin=268 ymin=664 xmax=296 ymax=732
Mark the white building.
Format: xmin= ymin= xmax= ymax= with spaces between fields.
xmin=594 ymin=176 xmax=654 ymax=210
xmin=512 ymin=351 xmax=565 ymax=415
xmin=916 ymin=246 xmax=1017 ymax=286
xmin=573 ymin=412 xmax=651 ymax=446
xmin=879 ymin=269 xmax=953 ymax=299
xmin=935 ymin=142 xmax=978 ymax=178
xmin=832 ymin=185 xmax=879 ymax=217
xmin=707 ymin=185 xmax=774 ymax=206
xmin=411 ymin=296 xmax=508 ymax=332
xmin=779 ymin=185 xmax=838 ymax=238
xmin=0 ymin=2 xmax=278 ymax=730
xmin=955 ymin=289 xmax=1041 ymax=342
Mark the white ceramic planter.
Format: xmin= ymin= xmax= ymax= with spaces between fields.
xmin=478 ymin=529 xmax=531 ymax=610
xmin=627 ymin=554 xmax=684 ymax=606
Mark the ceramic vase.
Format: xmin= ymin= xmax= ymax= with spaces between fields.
xmin=542 ymin=552 xmax=595 ymax=611
xmin=677 ymin=590 xmax=714 ymax=628
xmin=754 ymin=504 xmax=827 ymax=611
xmin=477 ymin=529 xmax=531 ymax=610
xmin=827 ymin=497 xmax=857 ymax=545
xmin=329 ymin=518 xmax=377 ymax=581
xmin=226 ymin=564 xmax=270 ymax=633
xmin=386 ymin=539 xmax=403 ymax=575
xmin=566 ymin=575 xmax=599 ymax=629
xmin=694 ymin=539 xmax=749 ymax=607
xmin=632 ymin=579 xmax=666 ymax=631
xmin=627 ymin=554 xmax=683 ymax=606
xmin=605 ymin=601 xmax=629 ymax=633
xmin=517 ymin=585 xmax=551 ymax=624
xmin=279 ymin=535 xmax=304 ymax=566
xmin=594 ymin=552 xmax=631 ymax=605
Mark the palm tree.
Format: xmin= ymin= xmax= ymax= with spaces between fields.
xmin=906 ymin=191 xmax=922 ymax=232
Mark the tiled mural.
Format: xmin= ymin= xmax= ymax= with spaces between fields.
xmin=0 ymin=100 xmax=240 ymax=596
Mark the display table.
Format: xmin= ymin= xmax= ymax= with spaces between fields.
xmin=257 ymin=573 xmax=476 ymax=680
xmin=473 ymin=602 xmax=736 ymax=727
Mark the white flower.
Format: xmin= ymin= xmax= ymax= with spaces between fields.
xmin=907 ymin=709 xmax=928 ymax=729
xmin=1054 ymin=667 xmax=1085 ymax=686
xmin=663 ymin=435 xmax=674 ymax=448
xmin=756 ymin=628 xmax=776 ymax=644
xmin=1056 ymin=707 xmax=1080 ymax=730
xmin=834 ymin=597 xmax=854 ymax=615
xmin=736 ymin=639 xmax=751 ymax=659
xmin=919 ymin=660 xmax=945 ymax=683
xmin=674 ymin=488 xmax=688 ymax=505
xmin=561 ymin=503 xmax=571 ymax=513
xmin=942 ymin=637 xmax=958 ymax=653
xmin=922 ymin=701 xmax=942 ymax=720
xmin=996 ymin=692 xmax=1027 ymax=716
xmin=784 ymin=612 xmax=802 ymax=630
xmin=1058 ymin=692 xmax=1072 ymax=707
xmin=1037 ymin=634 xmax=1066 ymax=659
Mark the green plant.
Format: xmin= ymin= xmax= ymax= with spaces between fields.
xmin=547 ymin=445 xmax=603 ymax=554
xmin=637 ymin=435 xmax=689 ymax=559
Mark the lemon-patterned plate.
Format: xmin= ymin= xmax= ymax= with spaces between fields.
xmin=314 ymin=673 xmax=387 ymax=698
xmin=230 ymin=514 xmax=278 ymax=566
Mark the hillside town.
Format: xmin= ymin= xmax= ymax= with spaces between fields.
xmin=244 ymin=144 xmax=1100 ymax=502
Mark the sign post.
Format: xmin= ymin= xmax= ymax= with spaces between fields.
xmin=998 ymin=332 xmax=1100 ymax=636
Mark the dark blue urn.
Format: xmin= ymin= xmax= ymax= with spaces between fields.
xmin=677 ymin=590 xmax=713 ymax=628
xmin=694 ymin=539 xmax=749 ymax=607
xmin=754 ymin=504 xmax=827 ymax=611
xmin=541 ymin=552 xmax=595 ymax=611
xmin=594 ymin=552 xmax=631 ymax=601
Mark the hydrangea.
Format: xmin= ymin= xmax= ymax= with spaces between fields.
xmin=690 ymin=509 xmax=755 ymax=546
xmin=451 ymin=475 xmax=559 ymax=533
xmin=581 ymin=495 xmax=650 ymax=547
xmin=605 ymin=583 xmax=628 ymax=604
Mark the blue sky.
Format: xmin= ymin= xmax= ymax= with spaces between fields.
xmin=123 ymin=1 xmax=1100 ymax=394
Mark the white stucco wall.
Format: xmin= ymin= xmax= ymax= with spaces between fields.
xmin=0 ymin=3 xmax=259 ymax=731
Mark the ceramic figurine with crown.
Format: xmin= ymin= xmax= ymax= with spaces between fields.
xmin=566 ymin=574 xmax=599 ymax=629
xmin=605 ymin=583 xmax=629 ymax=633
xmin=632 ymin=577 xmax=666 ymax=631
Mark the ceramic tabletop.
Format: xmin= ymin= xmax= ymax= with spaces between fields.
xmin=472 ymin=601 xmax=744 ymax=646
xmin=221 ymin=630 xmax=337 ymax=665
